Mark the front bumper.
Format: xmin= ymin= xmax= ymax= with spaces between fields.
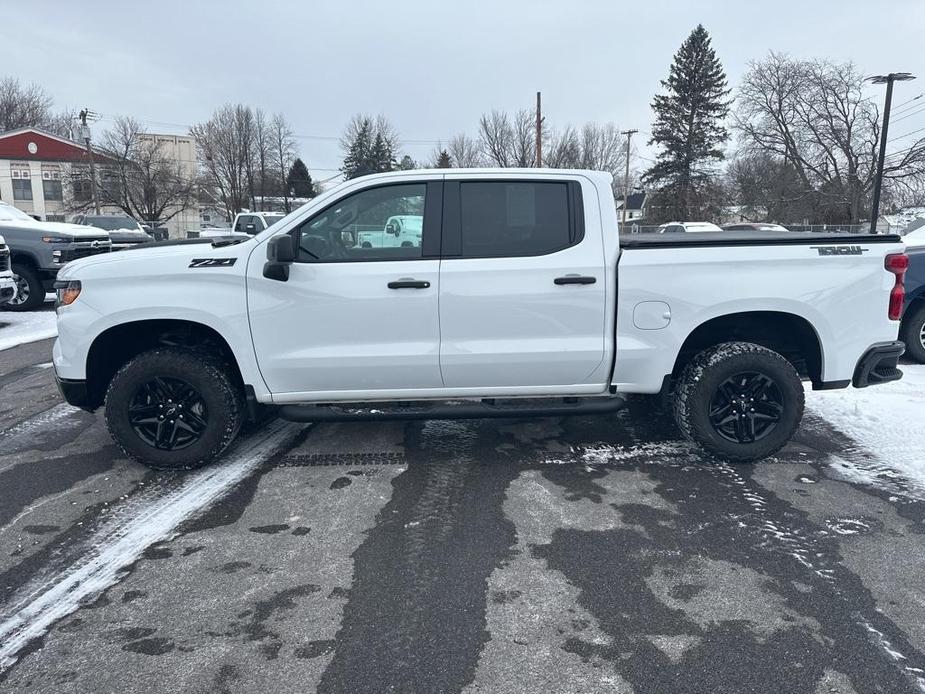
xmin=55 ymin=374 xmax=97 ymax=411
xmin=0 ymin=276 xmax=15 ymax=305
xmin=853 ymin=341 xmax=905 ymax=388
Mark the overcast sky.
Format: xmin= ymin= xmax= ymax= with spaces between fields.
xmin=6 ymin=0 xmax=925 ymax=182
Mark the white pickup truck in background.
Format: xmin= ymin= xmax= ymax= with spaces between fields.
xmin=188 ymin=211 xmax=287 ymax=240
xmin=51 ymin=169 xmax=908 ymax=470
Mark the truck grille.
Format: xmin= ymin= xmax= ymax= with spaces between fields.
xmin=59 ymin=240 xmax=112 ymax=262
xmin=0 ymin=244 xmax=9 ymax=272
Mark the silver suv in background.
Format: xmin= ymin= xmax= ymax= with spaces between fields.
xmin=0 ymin=201 xmax=111 ymax=311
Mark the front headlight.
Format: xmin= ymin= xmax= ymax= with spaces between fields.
xmin=42 ymin=235 xmax=71 ymax=243
xmin=54 ymin=280 xmax=81 ymax=307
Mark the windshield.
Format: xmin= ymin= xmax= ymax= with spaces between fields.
xmin=84 ymin=216 xmax=142 ymax=231
xmin=0 ymin=203 xmax=35 ymax=223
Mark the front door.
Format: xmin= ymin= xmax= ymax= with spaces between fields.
xmin=247 ymin=180 xmax=444 ymax=399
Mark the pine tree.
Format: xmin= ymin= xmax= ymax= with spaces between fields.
xmin=434 ymin=150 xmax=452 ymax=168
xmin=399 ymin=154 xmax=417 ymax=170
xmin=643 ymin=25 xmax=731 ymax=221
xmin=370 ymin=131 xmax=394 ymax=173
xmin=287 ymin=158 xmax=315 ymax=198
xmin=342 ymin=118 xmax=373 ymax=179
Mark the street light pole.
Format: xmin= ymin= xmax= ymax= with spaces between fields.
xmin=868 ymin=72 xmax=915 ymax=234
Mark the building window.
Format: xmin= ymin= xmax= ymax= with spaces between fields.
xmin=13 ymin=178 xmax=33 ymax=201
xmin=43 ymin=179 xmax=63 ymax=201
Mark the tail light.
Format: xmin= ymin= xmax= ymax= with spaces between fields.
xmin=885 ymin=253 xmax=908 ymax=321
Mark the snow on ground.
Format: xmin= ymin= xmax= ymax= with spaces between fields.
xmin=806 ymin=363 xmax=925 ymax=487
xmin=0 ymin=307 xmax=57 ymax=352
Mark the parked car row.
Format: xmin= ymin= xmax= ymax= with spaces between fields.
xmin=0 ymin=202 xmax=153 ymax=311
xmin=656 ymin=222 xmax=790 ymax=233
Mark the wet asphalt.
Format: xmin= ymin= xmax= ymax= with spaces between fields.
xmin=1 ymin=335 xmax=925 ymax=693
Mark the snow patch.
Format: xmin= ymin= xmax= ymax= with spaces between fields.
xmin=806 ymin=364 xmax=925 ymax=492
xmin=0 ymin=309 xmax=57 ymax=352
xmin=0 ymin=420 xmax=302 ymax=672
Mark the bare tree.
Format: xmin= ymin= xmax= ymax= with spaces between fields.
xmin=477 ymin=109 xmax=538 ymax=167
xmin=547 ymin=122 xmax=627 ymax=191
xmin=736 ymin=53 xmax=925 ymax=224
xmin=269 ymin=113 xmax=297 ymax=212
xmin=93 ymin=116 xmax=196 ymax=224
xmin=448 ymin=132 xmax=482 ymax=167
xmin=478 ymin=110 xmax=514 ymax=167
xmin=191 ymin=104 xmax=255 ymax=217
xmin=0 ymin=77 xmax=52 ymax=131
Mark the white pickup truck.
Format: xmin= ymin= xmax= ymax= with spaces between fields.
xmin=51 ymin=169 xmax=909 ymax=469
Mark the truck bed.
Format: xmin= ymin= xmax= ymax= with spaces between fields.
xmin=620 ymin=231 xmax=902 ymax=249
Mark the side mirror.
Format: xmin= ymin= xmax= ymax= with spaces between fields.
xmin=263 ymin=234 xmax=295 ymax=281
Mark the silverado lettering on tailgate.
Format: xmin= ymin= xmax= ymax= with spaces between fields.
xmin=810 ymin=246 xmax=869 ymax=256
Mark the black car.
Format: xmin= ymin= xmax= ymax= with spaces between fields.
xmin=72 ymin=215 xmax=154 ymax=250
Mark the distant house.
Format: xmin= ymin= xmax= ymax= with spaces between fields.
xmin=615 ymin=191 xmax=647 ymax=223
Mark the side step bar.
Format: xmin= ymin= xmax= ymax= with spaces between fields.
xmin=278 ymin=396 xmax=626 ymax=423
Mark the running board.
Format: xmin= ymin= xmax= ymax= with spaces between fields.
xmin=277 ymin=396 xmax=626 ymax=423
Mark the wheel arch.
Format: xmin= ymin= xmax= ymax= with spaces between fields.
xmin=10 ymin=250 xmax=40 ymax=268
xmin=84 ymin=319 xmax=245 ymax=409
xmin=670 ymin=311 xmax=824 ymax=387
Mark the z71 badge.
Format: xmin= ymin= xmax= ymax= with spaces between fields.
xmin=810 ymin=246 xmax=869 ymax=256
xmin=189 ymin=258 xmax=237 ymax=268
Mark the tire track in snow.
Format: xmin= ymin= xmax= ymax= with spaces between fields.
xmin=0 ymin=420 xmax=303 ymax=673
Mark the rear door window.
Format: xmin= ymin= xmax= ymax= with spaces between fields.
xmin=457 ymin=181 xmax=574 ymax=258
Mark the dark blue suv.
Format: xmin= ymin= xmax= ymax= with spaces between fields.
xmin=901 ymin=235 xmax=925 ymax=362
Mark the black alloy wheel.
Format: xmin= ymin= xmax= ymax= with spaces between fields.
xmin=708 ymin=371 xmax=784 ymax=443
xmin=128 ymin=376 xmax=209 ymax=450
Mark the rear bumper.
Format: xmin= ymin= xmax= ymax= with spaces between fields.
xmin=853 ymin=341 xmax=905 ymax=388
xmin=55 ymin=374 xmax=97 ymax=412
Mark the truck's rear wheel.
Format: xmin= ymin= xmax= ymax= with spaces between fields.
xmin=4 ymin=264 xmax=44 ymax=312
xmin=901 ymin=303 xmax=925 ymax=364
xmin=674 ymin=342 xmax=804 ymax=462
xmin=105 ymin=348 xmax=244 ymax=470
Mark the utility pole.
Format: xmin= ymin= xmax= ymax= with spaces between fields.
xmin=79 ymin=108 xmax=101 ymax=214
xmin=620 ymin=129 xmax=638 ymax=231
xmin=867 ymin=72 xmax=915 ymax=233
xmin=535 ymin=91 xmax=543 ymax=167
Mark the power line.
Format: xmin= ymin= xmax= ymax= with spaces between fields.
xmin=887 ymin=125 xmax=925 ymax=143
xmin=93 ymin=113 xmax=445 ymax=145
xmin=889 ymin=104 xmax=925 ymax=124
xmin=890 ymin=92 xmax=924 ymax=113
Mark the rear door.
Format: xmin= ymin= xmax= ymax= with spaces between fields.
xmin=437 ymin=176 xmax=608 ymax=389
xmin=247 ymin=179 xmax=444 ymax=399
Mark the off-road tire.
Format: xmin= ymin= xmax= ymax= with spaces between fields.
xmin=105 ymin=348 xmax=244 ymax=470
xmin=901 ymin=303 xmax=925 ymax=364
xmin=674 ymin=341 xmax=804 ymax=463
xmin=4 ymin=263 xmax=44 ymax=312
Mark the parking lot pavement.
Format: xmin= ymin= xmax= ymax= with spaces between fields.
xmin=2 ymin=338 xmax=925 ymax=693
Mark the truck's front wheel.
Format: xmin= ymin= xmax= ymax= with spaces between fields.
xmin=674 ymin=342 xmax=804 ymax=463
xmin=105 ymin=348 xmax=244 ymax=470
